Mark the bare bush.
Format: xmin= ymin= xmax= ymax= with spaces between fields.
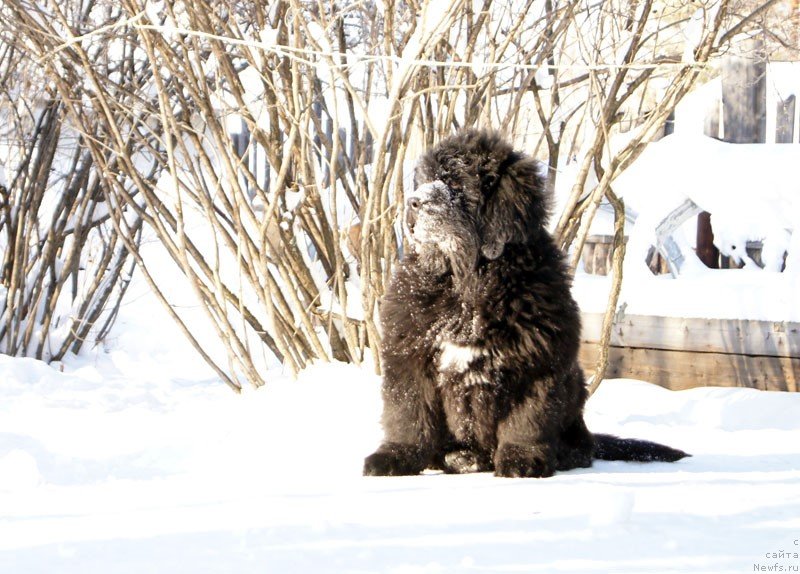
xmin=1 ymin=0 xmax=791 ymax=388
xmin=0 ymin=39 xmax=141 ymax=361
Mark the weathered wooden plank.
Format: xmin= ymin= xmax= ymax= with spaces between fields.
xmin=581 ymin=235 xmax=630 ymax=276
xmin=721 ymin=38 xmax=767 ymax=143
xmin=654 ymin=198 xmax=702 ymax=277
xmin=581 ymin=313 xmax=800 ymax=359
xmin=580 ymin=343 xmax=800 ymax=392
xmin=776 ymin=94 xmax=796 ymax=144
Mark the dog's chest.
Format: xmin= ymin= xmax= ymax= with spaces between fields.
xmin=435 ymin=337 xmax=500 ymax=446
xmin=430 ymin=304 xmax=501 ymax=392
xmin=436 ymin=338 xmax=490 ymax=381
xmin=416 ymin=285 xmax=498 ymax=383
xmin=438 ymin=340 xmax=486 ymax=373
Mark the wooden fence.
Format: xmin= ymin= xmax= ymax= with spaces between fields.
xmin=580 ymin=312 xmax=800 ymax=392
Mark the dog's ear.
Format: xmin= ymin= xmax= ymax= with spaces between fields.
xmin=480 ymin=154 xmax=548 ymax=260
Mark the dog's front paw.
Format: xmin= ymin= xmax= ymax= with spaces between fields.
xmin=494 ymin=443 xmax=555 ymax=478
xmin=441 ymin=449 xmax=493 ymax=474
xmin=363 ymin=444 xmax=425 ymax=476
xmin=442 ymin=450 xmax=480 ymax=474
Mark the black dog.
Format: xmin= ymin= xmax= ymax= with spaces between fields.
xmin=363 ymin=130 xmax=688 ymax=478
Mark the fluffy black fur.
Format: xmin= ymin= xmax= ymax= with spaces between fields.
xmin=363 ymin=130 xmax=688 ymax=478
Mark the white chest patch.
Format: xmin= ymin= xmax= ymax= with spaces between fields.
xmin=438 ymin=341 xmax=485 ymax=373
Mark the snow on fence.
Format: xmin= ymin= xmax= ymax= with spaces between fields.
xmin=580 ymin=312 xmax=800 ymax=392
xmin=575 ymin=131 xmax=800 ymax=391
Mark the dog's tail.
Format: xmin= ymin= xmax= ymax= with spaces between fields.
xmin=593 ymin=433 xmax=690 ymax=463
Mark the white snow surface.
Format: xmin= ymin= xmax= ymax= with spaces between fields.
xmin=1 ymin=287 xmax=799 ymax=573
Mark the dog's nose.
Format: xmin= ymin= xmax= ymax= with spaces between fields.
xmin=406 ymin=180 xmax=445 ymax=213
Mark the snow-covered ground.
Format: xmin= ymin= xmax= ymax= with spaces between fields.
xmin=1 ymin=282 xmax=799 ymax=574
xmin=3 ymin=129 xmax=799 ymax=571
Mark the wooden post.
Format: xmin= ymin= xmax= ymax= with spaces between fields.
xmin=776 ymin=95 xmax=796 ymax=144
xmin=720 ymin=38 xmax=767 ymax=144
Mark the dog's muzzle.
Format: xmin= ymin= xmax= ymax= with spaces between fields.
xmin=405 ymin=180 xmax=448 ymax=236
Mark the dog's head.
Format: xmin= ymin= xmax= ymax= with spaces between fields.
xmin=405 ymin=130 xmax=548 ymax=267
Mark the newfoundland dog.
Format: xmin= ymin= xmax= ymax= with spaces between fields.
xmin=363 ymin=129 xmax=688 ymax=478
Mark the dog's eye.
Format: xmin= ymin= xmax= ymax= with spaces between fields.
xmin=445 ymin=179 xmax=461 ymax=192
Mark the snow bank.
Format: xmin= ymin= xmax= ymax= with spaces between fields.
xmin=566 ymin=133 xmax=800 ymax=322
xmin=1 ymin=347 xmax=798 ymax=573
xmin=611 ymin=135 xmax=800 ymax=271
